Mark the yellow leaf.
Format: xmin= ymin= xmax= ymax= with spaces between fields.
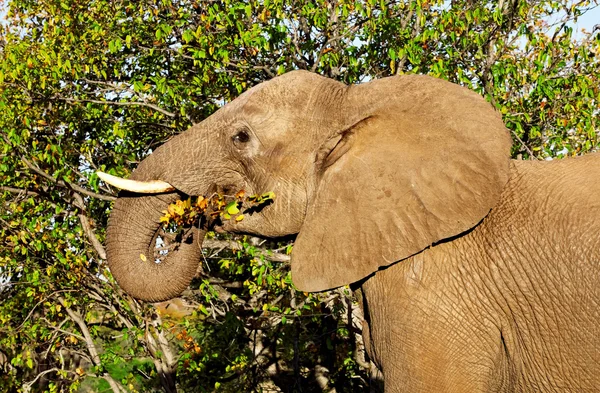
xmin=235 ymin=214 xmax=244 ymax=222
xmin=140 ymin=253 xmax=147 ymax=262
xmin=226 ymin=203 xmax=240 ymax=215
xmin=173 ymin=201 xmax=185 ymax=215
xmin=196 ymin=197 xmax=208 ymax=210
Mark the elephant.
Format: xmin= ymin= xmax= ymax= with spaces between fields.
xmin=100 ymin=70 xmax=600 ymax=392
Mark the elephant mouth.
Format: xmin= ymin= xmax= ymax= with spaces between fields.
xmin=152 ymin=216 xmax=207 ymax=264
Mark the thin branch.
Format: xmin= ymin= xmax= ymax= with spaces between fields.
xmin=43 ymin=317 xmax=70 ymax=359
xmin=21 ymin=157 xmax=115 ymax=201
xmin=145 ymin=319 xmax=177 ymax=393
xmin=103 ymin=374 xmax=128 ymax=393
xmin=0 ymin=186 xmax=41 ymax=197
xmin=72 ymin=193 xmax=107 ymax=260
xmin=22 ymin=368 xmax=63 ymax=390
xmin=58 ymin=296 xmax=126 ymax=393
xmin=58 ymin=97 xmax=176 ymax=118
xmin=480 ymin=0 xmax=519 ymax=106
xmin=46 ymin=324 xmax=86 ymax=342
xmin=11 ymin=289 xmax=78 ymax=333
xmin=202 ymin=238 xmax=290 ymax=263
xmin=57 ymin=297 xmax=100 ymax=364
xmin=396 ymin=1 xmax=419 ymax=74
xmin=86 ymin=282 xmax=135 ymax=329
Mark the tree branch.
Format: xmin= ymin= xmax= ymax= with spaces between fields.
xmin=145 ymin=318 xmax=178 ymax=393
xmin=21 ymin=157 xmax=116 ymax=201
xmin=202 ymin=238 xmax=290 ymax=263
xmin=22 ymin=368 xmax=63 ymax=391
xmin=58 ymin=297 xmax=100 ymax=364
xmin=58 ymin=97 xmax=176 ymax=118
xmin=0 ymin=186 xmax=41 ymax=197
xmin=72 ymin=193 xmax=107 ymax=260
xmin=58 ymin=296 xmax=126 ymax=393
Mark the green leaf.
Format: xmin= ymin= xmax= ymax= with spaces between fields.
xmin=226 ymin=202 xmax=239 ymax=215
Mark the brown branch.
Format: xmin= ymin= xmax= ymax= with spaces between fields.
xmin=311 ymin=0 xmax=339 ymax=73
xmin=21 ymin=157 xmax=115 ymax=201
xmin=202 ymin=238 xmax=290 ymax=263
xmin=0 ymin=186 xmax=63 ymax=211
xmin=510 ymin=129 xmax=540 ymax=160
xmin=57 ymin=97 xmax=176 ymax=118
xmin=87 ymin=282 xmax=137 ymax=329
xmin=0 ymin=186 xmax=41 ymax=197
xmin=57 ymin=297 xmax=100 ymax=364
xmin=22 ymin=368 xmax=63 ymax=390
xmin=224 ymin=61 xmax=276 ymax=78
xmin=46 ymin=324 xmax=86 ymax=342
xmin=58 ymin=296 xmax=125 ymax=393
xmin=11 ymin=289 xmax=78 ymax=332
xmin=58 ymin=296 xmax=126 ymax=393
xmin=207 ymin=277 xmax=244 ymax=289
xmin=5 ymin=165 xmax=108 ymax=260
xmin=145 ymin=317 xmax=177 ymax=393
xmin=480 ymin=0 xmax=519 ymax=106
xmin=72 ymin=193 xmax=107 ymax=260
xmin=396 ymin=1 xmax=418 ymax=74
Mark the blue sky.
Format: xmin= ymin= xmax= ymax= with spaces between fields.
xmin=576 ymin=5 xmax=600 ymax=32
xmin=552 ymin=4 xmax=599 ymax=37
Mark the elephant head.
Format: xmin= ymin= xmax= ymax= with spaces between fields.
xmin=102 ymin=71 xmax=512 ymax=302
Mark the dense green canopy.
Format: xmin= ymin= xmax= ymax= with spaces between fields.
xmin=0 ymin=0 xmax=598 ymax=391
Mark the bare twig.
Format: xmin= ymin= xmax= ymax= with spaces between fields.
xmin=57 ymin=296 xmax=126 ymax=393
xmin=22 ymin=368 xmax=63 ymax=392
xmin=11 ymin=290 xmax=78 ymax=332
xmin=510 ymin=129 xmax=540 ymax=159
xmin=57 ymin=297 xmax=100 ymax=364
xmin=145 ymin=317 xmax=177 ymax=393
xmin=480 ymin=0 xmax=519 ymax=106
xmin=0 ymin=186 xmax=41 ymax=197
xmin=202 ymin=238 xmax=290 ymax=263
xmin=57 ymin=97 xmax=176 ymax=118
xmin=72 ymin=193 xmax=107 ymax=260
xmin=396 ymin=1 xmax=418 ymax=74
xmin=21 ymin=157 xmax=115 ymax=202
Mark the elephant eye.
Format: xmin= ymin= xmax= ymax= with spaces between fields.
xmin=232 ymin=129 xmax=250 ymax=146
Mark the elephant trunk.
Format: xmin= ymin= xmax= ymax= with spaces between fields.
xmin=106 ymin=191 xmax=205 ymax=302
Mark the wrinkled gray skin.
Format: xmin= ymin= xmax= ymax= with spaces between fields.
xmin=106 ymin=71 xmax=600 ymax=392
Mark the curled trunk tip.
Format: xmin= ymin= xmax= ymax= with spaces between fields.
xmin=106 ymin=193 xmax=204 ymax=302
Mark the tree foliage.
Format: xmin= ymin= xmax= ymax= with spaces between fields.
xmin=0 ymin=0 xmax=598 ymax=392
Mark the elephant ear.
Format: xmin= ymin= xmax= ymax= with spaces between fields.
xmin=291 ymin=75 xmax=512 ymax=292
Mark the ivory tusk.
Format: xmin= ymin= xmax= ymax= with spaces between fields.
xmin=97 ymin=171 xmax=175 ymax=194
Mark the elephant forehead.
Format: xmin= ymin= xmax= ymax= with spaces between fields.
xmin=241 ymin=87 xmax=317 ymax=117
xmin=239 ymin=73 xmax=345 ymax=122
